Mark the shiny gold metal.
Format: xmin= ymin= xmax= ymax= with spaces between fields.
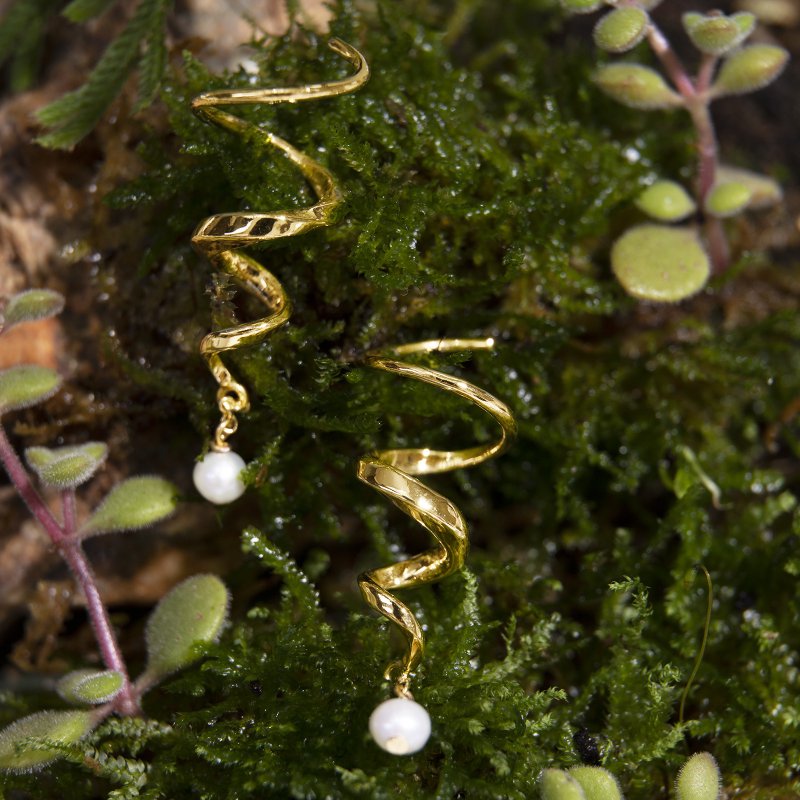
xmin=191 ymin=39 xmax=369 ymax=450
xmin=357 ymin=338 xmax=517 ymax=697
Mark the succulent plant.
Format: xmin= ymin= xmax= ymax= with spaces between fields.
xmin=561 ymin=0 xmax=788 ymax=302
xmin=540 ymin=753 xmax=721 ymax=800
xmin=0 ymin=288 xmax=229 ymax=771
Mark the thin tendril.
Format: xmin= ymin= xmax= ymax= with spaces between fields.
xmin=679 ymin=564 xmax=713 ymax=727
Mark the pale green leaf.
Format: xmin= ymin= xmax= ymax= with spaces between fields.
xmin=2 ymin=289 xmax=64 ymax=329
xmin=682 ymin=12 xmax=703 ymax=30
xmin=25 ymin=442 xmax=108 ymax=489
xmin=611 ymin=224 xmax=710 ymax=303
xmin=81 ymin=475 xmax=178 ymax=536
xmin=635 ymin=180 xmax=696 ymax=222
xmin=559 ymin=0 xmax=603 ymax=15
xmin=683 ymin=12 xmax=755 ymax=56
xmin=568 ymin=766 xmax=623 ymax=800
xmin=143 ymin=574 xmax=229 ymax=680
xmin=593 ymin=8 xmax=649 ymax=54
xmin=712 ymin=44 xmax=789 ymax=97
xmin=0 ymin=710 xmax=93 ymax=772
xmin=540 ymin=769 xmax=587 ymax=800
xmin=676 ymin=752 xmax=721 ymax=800
xmin=704 ymin=182 xmax=752 ymax=218
xmin=592 ymin=64 xmax=682 ymax=110
xmin=716 ymin=165 xmax=782 ymax=209
xmin=57 ymin=669 xmax=124 ymax=704
xmin=0 ymin=365 xmax=61 ymax=414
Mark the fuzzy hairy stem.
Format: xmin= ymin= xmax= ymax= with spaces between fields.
xmin=646 ymin=22 xmax=695 ymax=99
xmin=696 ymin=53 xmax=718 ymax=96
xmin=0 ymin=422 xmax=64 ymax=542
xmin=61 ymin=487 xmax=78 ymax=534
xmin=0 ymin=423 xmax=139 ymax=715
xmin=687 ymin=101 xmax=729 ymax=273
xmin=688 ymin=102 xmax=717 ymax=204
xmin=58 ymin=536 xmax=141 ymax=716
xmin=645 ymin=22 xmax=729 ymax=274
xmin=704 ymin=215 xmax=731 ymax=276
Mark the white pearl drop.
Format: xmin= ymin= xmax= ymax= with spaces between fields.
xmin=369 ymin=697 xmax=431 ymax=755
xmin=193 ymin=450 xmax=246 ymax=504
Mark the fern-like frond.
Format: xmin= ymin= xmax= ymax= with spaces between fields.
xmin=136 ymin=0 xmax=167 ymax=109
xmin=35 ymin=0 xmax=171 ymax=149
xmin=0 ymin=0 xmax=61 ymax=91
xmin=62 ymin=0 xmax=117 ymax=24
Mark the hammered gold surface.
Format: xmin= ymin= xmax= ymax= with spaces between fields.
xmin=357 ymin=339 xmax=517 ymax=696
xmin=191 ymin=39 xmax=370 ymax=449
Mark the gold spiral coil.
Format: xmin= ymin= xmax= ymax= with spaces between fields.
xmin=191 ymin=39 xmax=369 ymax=450
xmin=358 ymin=338 xmax=517 ymax=698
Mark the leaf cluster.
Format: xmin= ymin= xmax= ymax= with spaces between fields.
xmin=561 ymin=0 xmax=788 ymax=302
xmin=0 ymin=290 xmax=227 ymax=773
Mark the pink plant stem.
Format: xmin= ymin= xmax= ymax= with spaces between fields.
xmin=688 ymin=102 xmax=717 ymax=203
xmin=0 ymin=423 xmax=64 ymax=543
xmin=696 ymin=53 xmax=718 ymax=96
xmin=646 ymin=23 xmax=696 ymax=99
xmin=61 ymin=488 xmax=78 ymax=534
xmin=57 ymin=533 xmax=141 ymax=716
xmin=0 ymin=422 xmax=139 ymax=715
xmin=646 ymin=22 xmax=730 ymax=274
xmin=693 ymin=54 xmax=720 ymax=199
xmin=703 ymin=214 xmax=730 ymax=275
xmin=687 ymin=101 xmax=729 ymax=274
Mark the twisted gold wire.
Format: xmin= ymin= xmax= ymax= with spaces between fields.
xmin=357 ymin=338 xmax=517 ymax=697
xmin=191 ymin=39 xmax=369 ymax=450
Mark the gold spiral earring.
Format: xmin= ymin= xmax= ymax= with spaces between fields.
xmin=361 ymin=338 xmax=516 ymax=755
xmin=190 ymin=39 xmax=369 ymax=504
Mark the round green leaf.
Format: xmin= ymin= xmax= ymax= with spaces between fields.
xmin=0 ymin=710 xmax=93 ymax=772
xmin=144 ymin=574 xmax=229 ymax=680
xmin=0 ymin=365 xmax=61 ymax=414
xmin=683 ymin=13 xmax=754 ymax=55
xmin=559 ymin=0 xmax=603 ymax=14
xmin=635 ymin=180 xmax=696 ymax=222
xmin=733 ymin=11 xmax=757 ymax=37
xmin=25 ymin=442 xmax=108 ymax=489
xmin=568 ymin=766 xmax=623 ymax=800
xmin=2 ymin=289 xmax=64 ymax=329
xmin=682 ymin=12 xmax=703 ymax=30
xmin=675 ymin=752 xmax=721 ymax=800
xmin=592 ymin=64 xmax=682 ymax=109
xmin=713 ymin=44 xmax=789 ymax=96
xmin=57 ymin=669 xmax=124 ymax=705
xmin=593 ymin=8 xmax=649 ymax=53
xmin=704 ymin=181 xmax=752 ymax=218
xmin=611 ymin=225 xmax=710 ymax=303
xmin=541 ymin=769 xmax=587 ymax=800
xmin=81 ymin=475 xmax=178 ymax=537
xmin=716 ymin=165 xmax=782 ymax=209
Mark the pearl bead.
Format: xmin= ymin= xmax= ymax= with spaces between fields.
xmin=193 ymin=450 xmax=246 ymax=504
xmin=369 ymin=697 xmax=431 ymax=755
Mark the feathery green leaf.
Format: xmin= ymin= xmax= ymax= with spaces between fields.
xmin=62 ymin=0 xmax=117 ymax=23
xmin=36 ymin=0 xmax=171 ymax=149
